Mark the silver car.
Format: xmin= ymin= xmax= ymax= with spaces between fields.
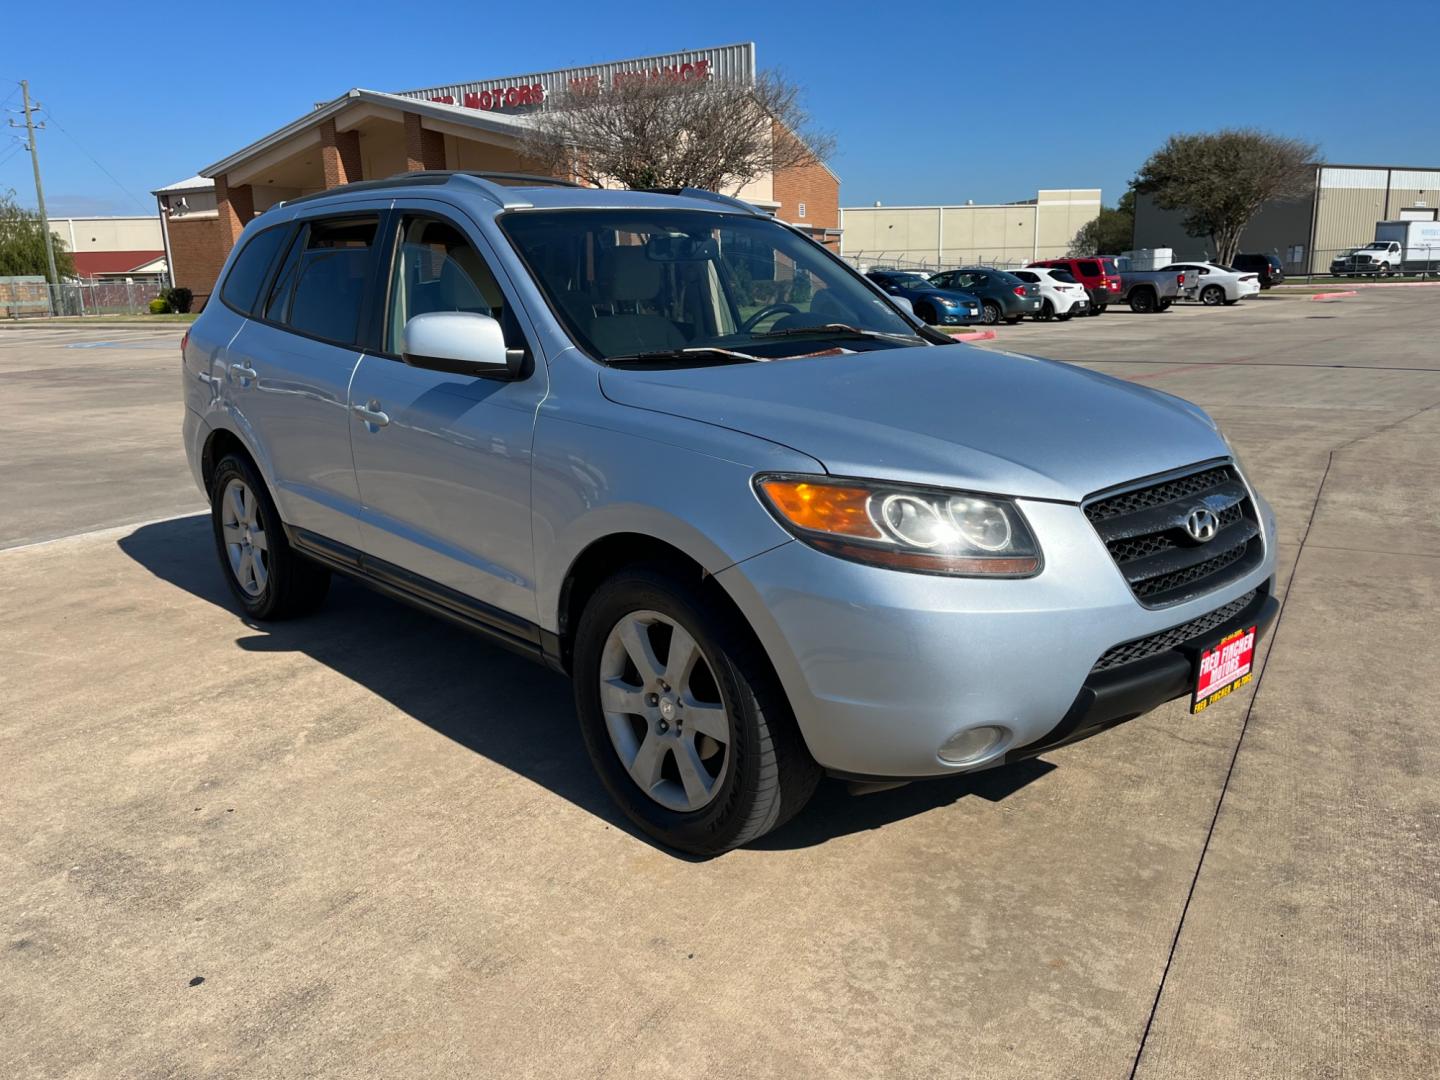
xmin=182 ymin=173 xmax=1279 ymax=854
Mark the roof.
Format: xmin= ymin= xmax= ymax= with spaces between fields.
xmin=200 ymin=89 xmax=534 ymax=178
xmin=151 ymin=174 xmax=215 ymax=195
xmin=72 ymin=250 xmax=167 ymax=276
xmin=267 ymin=173 xmax=768 ymax=218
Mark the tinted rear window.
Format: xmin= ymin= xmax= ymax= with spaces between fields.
xmin=1078 ymin=260 xmax=1101 ymax=276
xmin=277 ymin=218 xmax=378 ymax=345
xmin=220 ymin=225 xmax=290 ymax=315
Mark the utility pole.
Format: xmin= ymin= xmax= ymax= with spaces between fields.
xmin=11 ymin=81 xmax=59 ymax=285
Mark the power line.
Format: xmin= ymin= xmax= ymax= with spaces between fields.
xmin=35 ymin=104 xmax=150 ymax=213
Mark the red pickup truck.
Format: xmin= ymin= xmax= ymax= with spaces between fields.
xmin=1027 ymin=257 xmax=1122 ymax=316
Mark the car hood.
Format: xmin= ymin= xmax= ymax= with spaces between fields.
xmin=598 ymin=344 xmax=1229 ymax=502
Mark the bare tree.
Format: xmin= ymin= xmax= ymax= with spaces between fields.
xmin=1134 ymin=129 xmax=1318 ymax=265
xmin=520 ymin=71 xmax=834 ymax=194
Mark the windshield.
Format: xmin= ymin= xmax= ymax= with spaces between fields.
xmin=1364 ymin=242 xmax=1389 ymax=249
xmin=500 ymin=209 xmax=923 ymax=363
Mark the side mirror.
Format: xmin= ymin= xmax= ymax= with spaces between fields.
xmin=890 ymin=295 xmax=915 ymax=316
xmin=401 ymin=311 xmax=525 ymax=380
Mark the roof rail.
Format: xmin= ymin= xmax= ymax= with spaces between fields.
xmin=273 ymin=170 xmax=582 ymax=212
xmin=634 ymin=187 xmax=767 ymax=216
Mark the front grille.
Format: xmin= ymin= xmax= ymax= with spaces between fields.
xmin=1093 ymin=590 xmax=1257 ymax=672
xmin=1085 ymin=462 xmax=1264 ymax=608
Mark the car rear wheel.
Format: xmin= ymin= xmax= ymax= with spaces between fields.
xmin=1201 ymin=284 xmax=1225 ymax=306
xmin=914 ymin=302 xmax=936 ymax=325
xmin=209 ymin=454 xmax=329 ymax=619
xmin=572 ymin=567 xmax=821 ymax=855
xmin=981 ymin=301 xmax=1002 ymax=326
xmin=1129 ymin=288 xmax=1156 ymax=314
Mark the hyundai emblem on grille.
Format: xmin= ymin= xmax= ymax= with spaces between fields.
xmin=1185 ymin=507 xmax=1220 ymax=542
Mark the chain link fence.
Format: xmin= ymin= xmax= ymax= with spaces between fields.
xmin=836 ymin=251 xmax=1030 ymax=276
xmin=1 ymin=278 xmax=166 ymax=318
xmin=1285 ymin=247 xmax=1440 ymax=283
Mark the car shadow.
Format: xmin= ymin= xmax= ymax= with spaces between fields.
xmin=118 ymin=515 xmax=1054 ymax=857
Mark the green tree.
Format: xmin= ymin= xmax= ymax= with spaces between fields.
xmin=0 ymin=189 xmax=75 ymax=279
xmin=1070 ymin=190 xmax=1135 ymax=256
xmin=1134 ymin=129 xmax=1317 ymax=265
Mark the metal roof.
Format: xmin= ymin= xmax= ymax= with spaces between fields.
xmin=151 ymin=174 xmax=215 ymax=195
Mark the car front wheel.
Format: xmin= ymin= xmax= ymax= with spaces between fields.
xmin=572 ymin=567 xmax=821 ymax=855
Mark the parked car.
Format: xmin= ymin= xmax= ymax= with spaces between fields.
xmin=1026 ymin=257 xmax=1121 ymax=315
xmin=927 ymin=267 xmax=1042 ymax=325
xmin=183 ymin=172 xmax=1278 ymax=854
xmin=1111 ymin=266 xmax=1186 ymax=313
xmin=1230 ymin=253 xmax=1284 ymax=288
xmin=865 ymin=270 xmax=981 ymax=327
xmin=1163 ymin=262 xmax=1261 ymax=306
xmin=1010 ymin=267 xmax=1089 ymax=321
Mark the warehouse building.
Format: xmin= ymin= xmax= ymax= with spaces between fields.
xmin=154 ymin=43 xmax=839 ymax=307
xmin=838 ymin=190 xmax=1103 ymax=273
xmin=1133 ymin=163 xmax=1440 ymax=273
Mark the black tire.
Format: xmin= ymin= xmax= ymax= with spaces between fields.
xmin=1055 ymin=309 xmax=1073 ymax=322
xmin=1129 ymin=288 xmax=1156 ymax=314
xmin=914 ymin=302 xmax=936 ymax=326
xmin=981 ymin=301 xmax=1002 ymax=326
xmin=1089 ymin=301 xmax=1106 ymax=317
xmin=1035 ymin=299 xmax=1055 ymax=322
xmin=572 ymin=567 xmax=821 ymax=855
xmin=1200 ymin=284 xmax=1225 ymax=306
xmin=209 ymin=453 xmax=330 ymax=619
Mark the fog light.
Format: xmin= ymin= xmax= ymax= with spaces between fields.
xmin=938 ymin=725 xmax=1007 ymax=765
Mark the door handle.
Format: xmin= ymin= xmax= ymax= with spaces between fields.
xmin=229 ymin=362 xmax=258 ymax=384
xmin=352 ymin=401 xmax=390 ymax=428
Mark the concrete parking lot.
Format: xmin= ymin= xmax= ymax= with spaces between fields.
xmin=3 ymin=292 xmax=1438 ymax=1079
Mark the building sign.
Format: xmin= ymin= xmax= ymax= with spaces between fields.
xmin=396 ymin=42 xmax=755 ymax=116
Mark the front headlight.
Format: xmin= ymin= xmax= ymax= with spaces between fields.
xmin=754 ymin=474 xmax=1042 ymax=576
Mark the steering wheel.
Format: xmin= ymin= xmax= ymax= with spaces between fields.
xmin=740 ymin=302 xmax=801 ymax=333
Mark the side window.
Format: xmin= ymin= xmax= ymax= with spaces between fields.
xmin=1078 ymin=260 xmax=1101 ymax=277
xmin=221 ymin=224 xmax=290 ymax=315
xmin=284 ymin=217 xmax=379 ymax=345
xmin=386 ymin=216 xmax=509 ymax=355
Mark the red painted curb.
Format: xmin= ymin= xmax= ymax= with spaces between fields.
xmin=948 ymin=329 xmax=998 ymax=342
xmin=1309 ymin=290 xmax=1359 ymax=300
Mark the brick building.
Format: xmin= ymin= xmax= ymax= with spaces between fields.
xmin=156 ymin=43 xmax=839 ymax=307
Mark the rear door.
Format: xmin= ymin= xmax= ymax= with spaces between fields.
xmin=221 ymin=206 xmax=389 ymax=545
xmin=346 ymin=202 xmax=548 ymax=625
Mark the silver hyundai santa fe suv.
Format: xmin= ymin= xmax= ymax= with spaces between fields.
xmin=182 ymin=172 xmax=1278 ymax=854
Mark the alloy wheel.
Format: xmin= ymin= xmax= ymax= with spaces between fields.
xmin=599 ymin=610 xmax=731 ymax=812
xmin=220 ymin=477 xmax=269 ymax=597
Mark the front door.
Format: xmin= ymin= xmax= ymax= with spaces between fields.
xmin=347 ymin=206 xmax=547 ymax=625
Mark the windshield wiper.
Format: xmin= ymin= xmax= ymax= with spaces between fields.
xmin=753 ymin=323 xmax=923 ymax=343
xmin=604 ymin=346 xmax=767 ymax=366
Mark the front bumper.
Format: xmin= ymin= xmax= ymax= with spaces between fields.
xmin=716 ymin=493 xmax=1278 ymax=778
xmin=1005 ymin=584 xmax=1278 ymax=763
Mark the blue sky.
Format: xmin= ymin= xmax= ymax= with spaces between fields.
xmin=3 ymin=0 xmax=1437 ymax=217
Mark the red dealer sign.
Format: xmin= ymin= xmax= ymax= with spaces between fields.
xmin=430 ymin=60 xmax=712 ymax=113
xmin=405 ymin=43 xmax=752 ymax=116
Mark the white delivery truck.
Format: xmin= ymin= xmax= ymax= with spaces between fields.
xmin=1338 ymin=220 xmax=1440 ymax=275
